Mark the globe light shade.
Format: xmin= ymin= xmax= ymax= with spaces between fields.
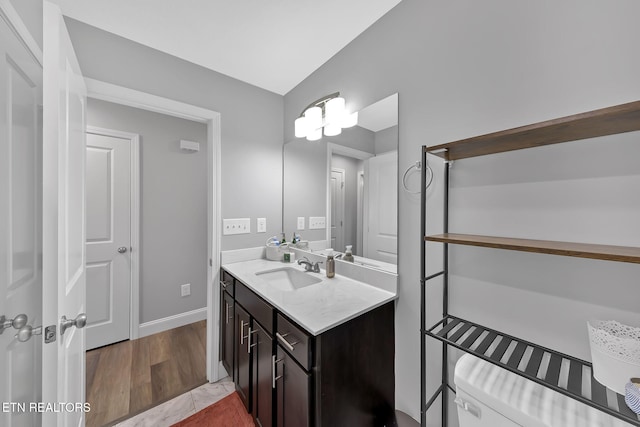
xmin=294 ymin=116 xmax=308 ymax=138
xmin=341 ymin=111 xmax=358 ymax=128
xmin=325 ymin=97 xmax=345 ymax=126
xmin=323 ymin=123 xmax=342 ymax=136
xmin=304 ymin=106 xmax=322 ymax=133
xmin=306 ymin=127 xmax=322 ymax=141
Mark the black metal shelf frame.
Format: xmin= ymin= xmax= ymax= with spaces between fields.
xmin=419 ymin=145 xmax=640 ymax=427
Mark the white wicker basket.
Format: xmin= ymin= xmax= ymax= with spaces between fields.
xmin=587 ymin=320 xmax=640 ymax=394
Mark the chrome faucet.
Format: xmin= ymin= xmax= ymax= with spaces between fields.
xmin=297 ymin=257 xmax=322 ymax=273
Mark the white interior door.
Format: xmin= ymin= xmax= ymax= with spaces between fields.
xmin=42 ymin=2 xmax=88 ymax=426
xmin=330 ymin=168 xmax=345 ymax=251
xmin=85 ymin=130 xmax=131 ymax=350
xmin=0 ymin=6 xmax=43 ymax=426
xmin=365 ymin=151 xmax=398 ymax=263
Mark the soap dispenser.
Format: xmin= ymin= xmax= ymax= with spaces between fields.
xmin=343 ymin=245 xmax=354 ymax=262
xmin=326 ymin=250 xmax=335 ymax=278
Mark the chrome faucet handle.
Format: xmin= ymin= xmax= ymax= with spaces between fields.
xmin=297 ymin=256 xmax=310 ymax=265
xmin=312 ymin=261 xmax=323 ymax=273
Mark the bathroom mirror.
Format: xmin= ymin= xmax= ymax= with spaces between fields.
xmin=283 ymin=93 xmax=398 ymax=273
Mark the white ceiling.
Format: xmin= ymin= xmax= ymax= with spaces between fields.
xmin=58 ymin=0 xmax=402 ymax=95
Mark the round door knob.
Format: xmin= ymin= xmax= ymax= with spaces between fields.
xmin=60 ymin=313 xmax=87 ymax=336
xmin=0 ymin=313 xmax=28 ymax=334
xmin=15 ymin=325 xmax=42 ymax=343
xmin=117 ymin=247 xmax=128 ymax=254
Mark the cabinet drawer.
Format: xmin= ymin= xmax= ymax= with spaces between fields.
xmin=235 ymin=281 xmax=273 ymax=334
xmin=276 ymin=313 xmax=311 ymax=371
xmin=220 ymin=270 xmax=235 ymax=296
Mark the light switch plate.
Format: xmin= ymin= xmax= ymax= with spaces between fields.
xmin=257 ymin=218 xmax=267 ymax=233
xmin=309 ymin=216 xmax=326 ymax=230
xmin=297 ymin=217 xmax=305 ymax=230
xmin=223 ymin=218 xmax=251 ymax=235
xmin=181 ymin=283 xmax=191 ymax=297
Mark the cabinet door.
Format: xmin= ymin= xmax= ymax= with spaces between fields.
xmin=221 ymin=291 xmax=235 ymax=378
xmin=252 ymin=322 xmax=273 ymax=427
xmin=235 ymin=304 xmax=251 ymax=411
xmin=276 ymin=346 xmax=310 ymax=427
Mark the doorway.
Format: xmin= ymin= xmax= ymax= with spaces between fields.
xmin=85 ymin=78 xmax=223 ymax=384
xmin=85 ymin=127 xmax=139 ymax=351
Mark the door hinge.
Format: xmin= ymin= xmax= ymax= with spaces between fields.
xmin=209 ymin=258 xmax=213 ymax=267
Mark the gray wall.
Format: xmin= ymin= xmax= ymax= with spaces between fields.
xmin=375 ymin=125 xmax=398 ymax=154
xmin=65 ymin=17 xmax=283 ymax=251
xmin=10 ymin=0 xmax=42 ymax=49
xmin=284 ymin=0 xmax=640 ymax=424
xmin=87 ymin=98 xmax=208 ymax=324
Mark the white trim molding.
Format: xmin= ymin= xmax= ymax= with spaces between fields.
xmin=138 ymin=308 xmax=207 ymax=338
xmin=85 ymin=126 xmax=141 ymax=341
xmin=0 ymin=0 xmax=43 ymax=66
xmin=85 ymin=78 xmax=223 ymax=382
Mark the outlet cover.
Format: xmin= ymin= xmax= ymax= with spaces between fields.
xmin=181 ymin=283 xmax=191 ymax=297
xmin=297 ymin=217 xmax=305 ymax=230
xmin=257 ymin=217 xmax=267 ymax=233
xmin=223 ymin=218 xmax=251 ymax=235
xmin=309 ymin=216 xmax=326 ymax=230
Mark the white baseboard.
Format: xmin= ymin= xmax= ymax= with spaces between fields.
xmin=138 ymin=307 xmax=207 ymax=338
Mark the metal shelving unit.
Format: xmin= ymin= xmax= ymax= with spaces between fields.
xmin=419 ymin=100 xmax=640 ymax=427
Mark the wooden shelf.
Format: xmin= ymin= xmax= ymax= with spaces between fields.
xmin=424 ymin=233 xmax=640 ymax=264
xmin=425 ymin=100 xmax=640 ymax=160
xmin=426 ymin=315 xmax=640 ymax=426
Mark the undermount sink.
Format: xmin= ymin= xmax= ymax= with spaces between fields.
xmin=255 ymin=267 xmax=322 ymax=291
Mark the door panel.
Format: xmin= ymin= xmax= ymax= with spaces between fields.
xmin=221 ymin=291 xmax=234 ymax=377
xmin=235 ymin=304 xmax=251 ymax=411
xmin=276 ymin=346 xmax=310 ymax=427
xmin=252 ymin=322 xmax=272 ymax=427
xmin=330 ymin=169 xmax=345 ymax=251
xmin=42 ymin=2 xmax=87 ymax=426
xmin=365 ymin=151 xmax=397 ymax=264
xmin=85 ymin=132 xmax=131 ymax=350
xmin=0 ymin=9 xmax=43 ymax=426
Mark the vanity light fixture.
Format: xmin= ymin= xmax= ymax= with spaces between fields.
xmin=294 ymin=92 xmax=358 ymax=141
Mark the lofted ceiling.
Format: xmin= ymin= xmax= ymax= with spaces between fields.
xmin=58 ymin=0 xmax=402 ymax=95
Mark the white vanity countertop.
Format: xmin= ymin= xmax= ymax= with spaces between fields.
xmin=222 ymin=259 xmax=397 ymax=336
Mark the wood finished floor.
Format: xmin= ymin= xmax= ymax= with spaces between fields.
xmin=86 ymin=320 xmax=207 ymax=427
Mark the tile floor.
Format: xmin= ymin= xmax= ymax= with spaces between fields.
xmin=114 ymin=377 xmax=236 ymax=427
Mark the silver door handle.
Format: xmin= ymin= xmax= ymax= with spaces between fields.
xmin=272 ymin=355 xmax=284 ymax=388
xmin=240 ymin=320 xmax=247 ymax=344
xmin=247 ymin=327 xmax=259 ymax=353
xmin=276 ymin=332 xmax=299 ymax=352
xmin=117 ymin=247 xmax=128 ymax=254
xmin=60 ymin=313 xmax=87 ymax=336
xmin=0 ymin=314 xmax=28 ymax=334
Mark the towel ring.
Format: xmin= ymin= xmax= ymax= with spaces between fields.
xmin=402 ymin=160 xmax=433 ymax=194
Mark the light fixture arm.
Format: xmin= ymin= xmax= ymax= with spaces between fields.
xmin=297 ymin=92 xmax=340 ymax=118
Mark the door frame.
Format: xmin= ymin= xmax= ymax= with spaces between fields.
xmin=330 ymin=167 xmax=346 ymax=251
xmin=85 ymin=78 xmax=223 ymax=382
xmin=85 ymin=126 xmax=140 ymax=342
xmin=325 ymin=143 xmax=373 ymax=248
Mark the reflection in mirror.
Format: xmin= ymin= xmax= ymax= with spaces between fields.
xmin=283 ymin=93 xmax=398 ymax=273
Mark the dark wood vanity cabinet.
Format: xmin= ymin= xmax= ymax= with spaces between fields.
xmin=219 ymin=271 xmax=235 ymax=378
xmin=222 ymin=268 xmax=395 ymax=427
xmin=234 ymin=304 xmax=251 ymax=410
xmin=251 ymin=321 xmax=273 ymax=427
